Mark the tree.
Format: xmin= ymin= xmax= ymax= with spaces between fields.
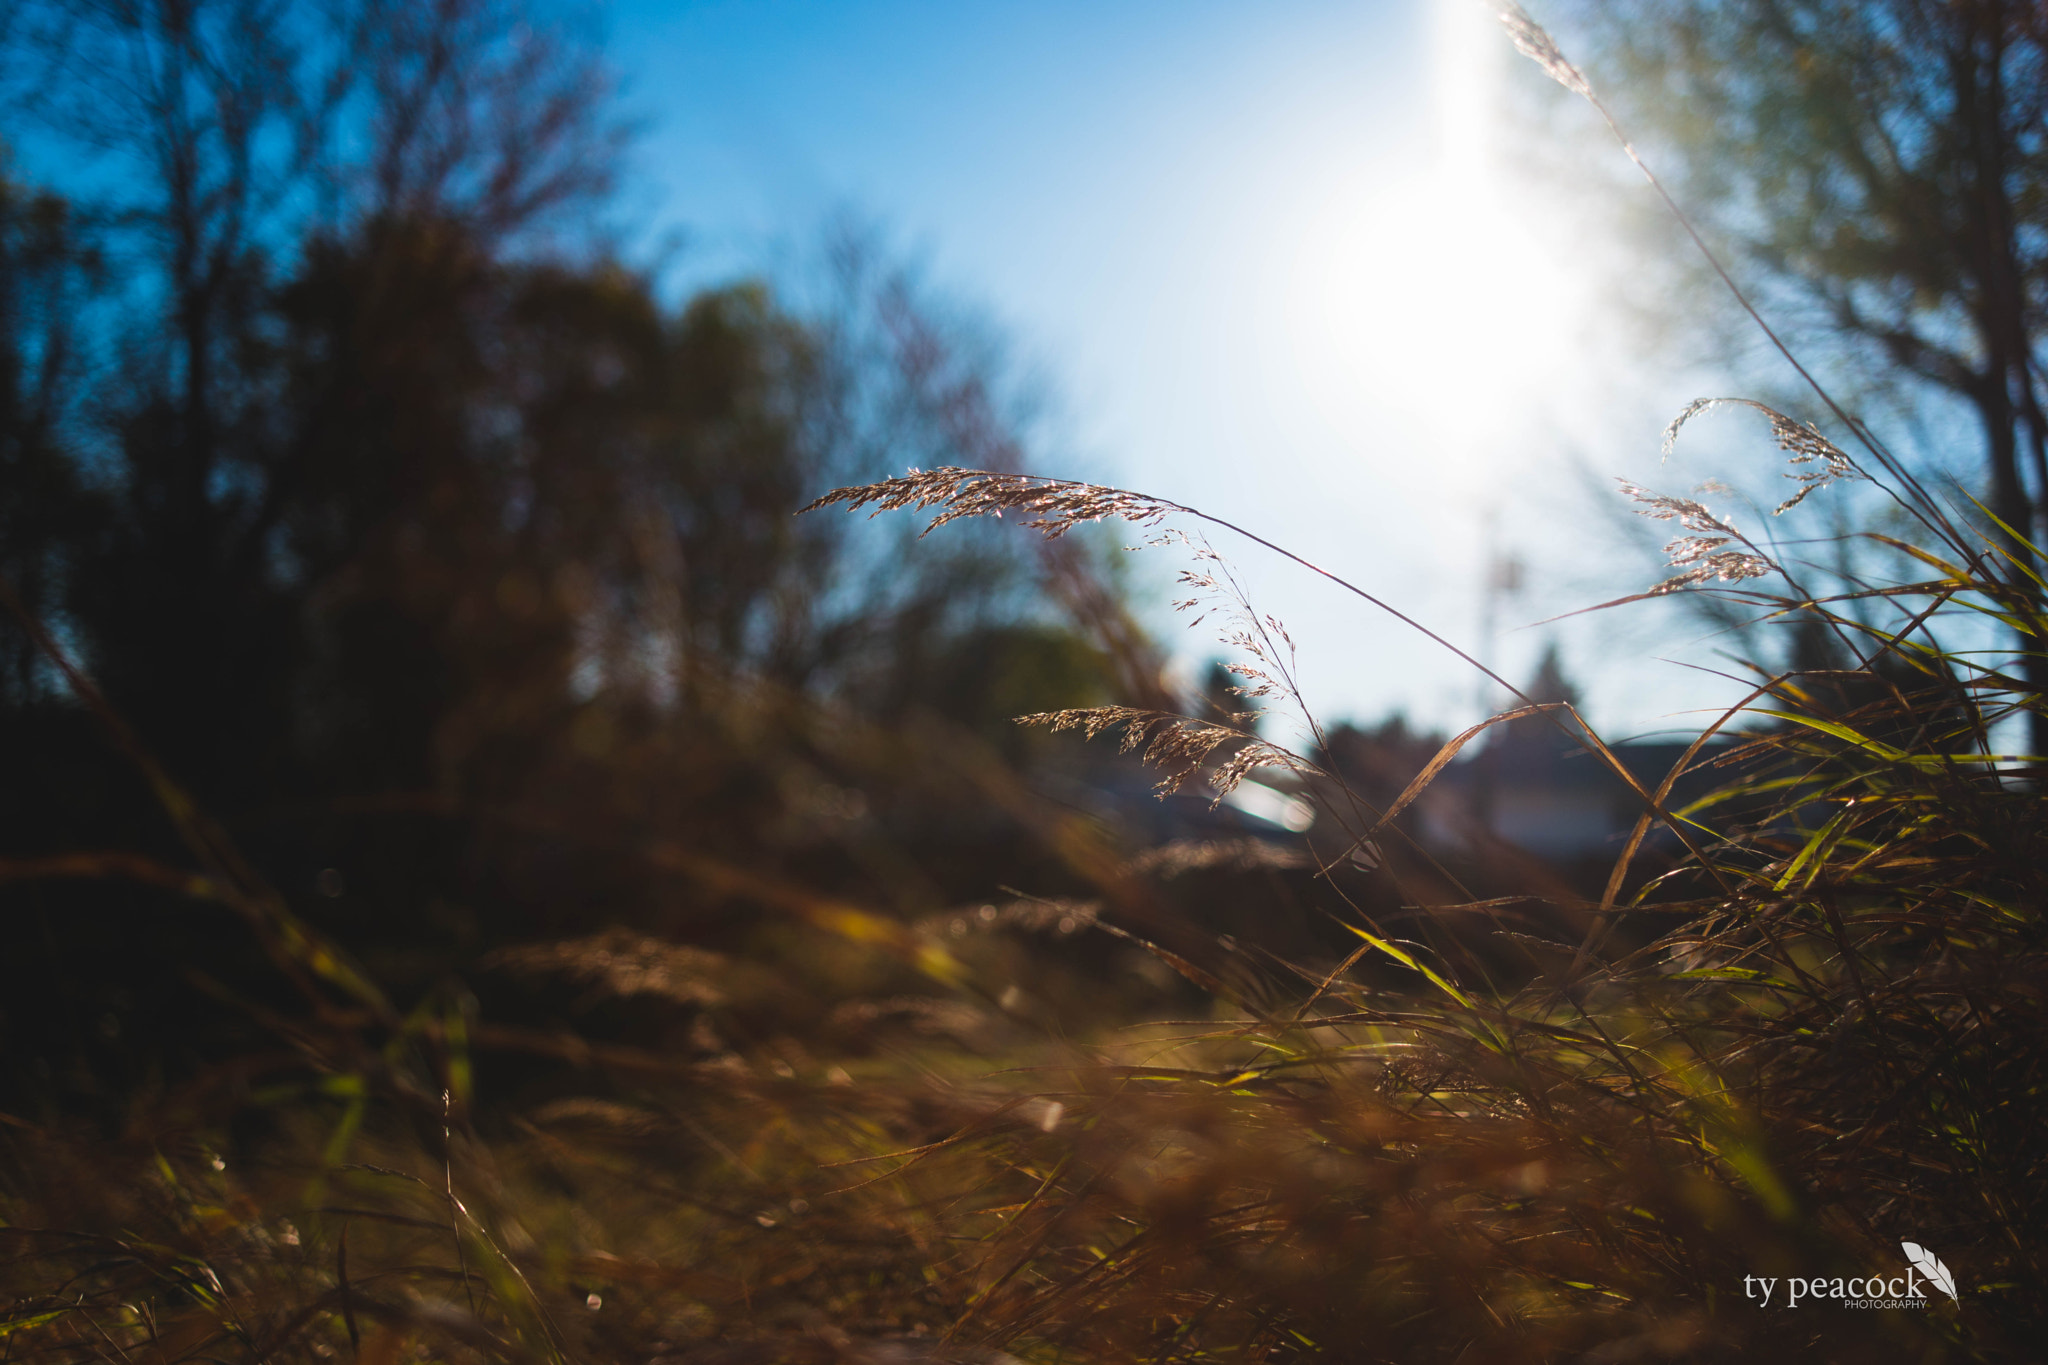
xmin=1559 ymin=0 xmax=2048 ymax=744
xmin=0 ymin=170 xmax=95 ymax=700
xmin=0 ymin=4 xmax=1145 ymax=1094
xmin=0 ymin=0 xmax=624 ymax=787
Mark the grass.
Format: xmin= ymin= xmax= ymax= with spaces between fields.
xmin=4 ymin=6 xmax=2047 ymax=1363
xmin=795 ymin=415 xmax=2044 ymax=1361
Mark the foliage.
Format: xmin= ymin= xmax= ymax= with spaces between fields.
xmin=0 ymin=0 xmax=1157 ymax=1110
xmin=3 ymin=4 xmax=2046 ymax=1365
xmin=1555 ymin=0 xmax=2048 ymax=744
xmin=10 ymin=382 xmax=2038 ymax=1361
xmin=786 ymin=390 xmax=2044 ymax=1363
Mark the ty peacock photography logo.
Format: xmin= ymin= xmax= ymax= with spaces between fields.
xmin=1744 ymin=1242 xmax=1960 ymax=1309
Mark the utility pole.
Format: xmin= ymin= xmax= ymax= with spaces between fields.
xmin=1475 ymin=503 xmax=1524 ymax=832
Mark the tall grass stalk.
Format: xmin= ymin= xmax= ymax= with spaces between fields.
xmin=790 ymin=8 xmax=2048 ymax=1360
xmin=2 ymin=6 xmax=2043 ymax=1364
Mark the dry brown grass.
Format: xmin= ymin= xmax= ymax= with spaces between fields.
xmin=3 ymin=7 xmax=2045 ymax=1363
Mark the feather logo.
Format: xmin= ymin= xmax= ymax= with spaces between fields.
xmin=1901 ymin=1242 xmax=1959 ymax=1302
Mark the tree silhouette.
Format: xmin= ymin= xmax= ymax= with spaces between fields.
xmin=0 ymin=3 xmax=1138 ymax=1097
xmin=1568 ymin=0 xmax=2048 ymax=743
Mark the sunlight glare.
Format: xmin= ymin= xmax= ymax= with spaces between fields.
xmin=1281 ymin=0 xmax=1588 ymax=496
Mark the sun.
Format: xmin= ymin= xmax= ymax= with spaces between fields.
xmin=1278 ymin=0 xmax=1588 ymax=490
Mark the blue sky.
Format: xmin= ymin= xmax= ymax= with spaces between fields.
xmin=603 ymin=0 xmax=1737 ymax=742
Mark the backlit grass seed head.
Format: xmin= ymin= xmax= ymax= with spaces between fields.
xmin=1663 ymin=397 xmax=1864 ymax=514
xmin=1171 ymin=534 xmax=1309 ymax=731
xmin=1121 ymin=838 xmax=1312 ymax=879
xmin=1618 ymin=478 xmax=1777 ymax=594
xmin=801 ymin=467 xmax=1181 ymax=540
xmin=814 ymin=471 xmax=1325 ymax=793
xmin=482 ymin=927 xmax=728 ymax=1006
xmin=1490 ymin=1 xmax=1594 ymax=100
xmin=1021 ymin=706 xmax=1322 ymax=799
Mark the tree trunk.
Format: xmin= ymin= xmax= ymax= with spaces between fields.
xmin=1958 ymin=10 xmax=2048 ymax=756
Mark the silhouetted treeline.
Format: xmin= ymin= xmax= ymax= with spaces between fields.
xmin=0 ymin=0 xmax=1137 ymax=1107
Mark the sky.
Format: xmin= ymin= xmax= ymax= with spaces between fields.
xmin=605 ymin=0 xmax=1751 ymax=743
